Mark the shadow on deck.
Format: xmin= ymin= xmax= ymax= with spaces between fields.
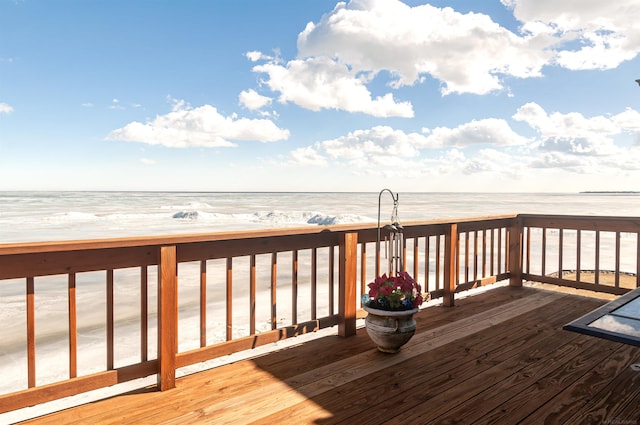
xmin=21 ymin=285 xmax=640 ymax=424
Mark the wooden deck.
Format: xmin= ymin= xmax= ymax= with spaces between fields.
xmin=20 ymin=285 xmax=640 ymax=424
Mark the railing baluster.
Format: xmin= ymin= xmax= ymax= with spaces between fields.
xmin=541 ymin=228 xmax=547 ymax=277
xmin=375 ymin=237 xmax=381 ymax=277
xmin=271 ymin=253 xmax=277 ymax=330
xmin=525 ymin=227 xmax=530 ymax=274
xmin=464 ymin=232 xmax=470 ymax=284
xmin=68 ymin=273 xmax=77 ymax=379
xmin=424 ymin=236 xmax=430 ymax=292
xmin=311 ymin=248 xmax=317 ymax=321
xmin=435 ymin=235 xmax=441 ymax=290
xmin=292 ymin=250 xmax=298 ymax=326
xmin=141 ymin=266 xmax=148 ymax=361
xmin=444 ymin=224 xmax=457 ymax=307
xmin=481 ymin=230 xmax=486 ymax=279
xmin=26 ymin=277 xmax=36 ymax=388
xmin=558 ymin=228 xmax=564 ymax=277
xmin=455 ymin=231 xmax=460 ymax=285
xmin=329 ymin=246 xmax=335 ymax=316
xmin=505 ymin=228 xmax=510 ymax=271
xmin=576 ymin=230 xmax=581 ymax=283
xmin=413 ymin=238 xmax=419 ymax=281
xmin=250 ymin=255 xmax=256 ymax=335
xmin=200 ymin=260 xmax=207 ymax=347
xmin=473 ymin=231 xmax=477 ymax=281
xmin=498 ymin=229 xmax=503 ymax=274
xmin=360 ymin=243 xmax=367 ymax=307
xmin=595 ymin=231 xmax=600 ymax=285
xmin=490 ymin=229 xmax=495 ymax=276
xmin=615 ymin=231 xmax=621 ymax=288
xmin=107 ymin=269 xmax=114 ymax=370
xmin=226 ymin=258 xmax=233 ymax=341
xmin=402 ymin=234 xmax=407 ymax=273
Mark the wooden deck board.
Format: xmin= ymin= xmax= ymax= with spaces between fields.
xmin=20 ymin=285 xmax=640 ymax=425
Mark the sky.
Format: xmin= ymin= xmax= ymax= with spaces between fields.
xmin=1 ymin=0 xmax=640 ymax=193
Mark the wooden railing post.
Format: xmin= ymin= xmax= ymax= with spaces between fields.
xmin=158 ymin=245 xmax=178 ymax=391
xmin=339 ymin=232 xmax=358 ymax=337
xmin=508 ymin=217 xmax=523 ymax=287
xmin=443 ymin=223 xmax=457 ymax=307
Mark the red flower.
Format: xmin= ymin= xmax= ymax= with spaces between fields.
xmin=365 ymin=272 xmax=425 ymax=310
xmin=380 ymin=283 xmax=394 ymax=296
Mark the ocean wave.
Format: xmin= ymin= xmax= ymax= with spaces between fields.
xmin=171 ymin=209 xmax=371 ymax=226
xmin=161 ymin=202 xmax=214 ymax=210
xmin=306 ymin=213 xmax=371 ymax=225
xmin=48 ymin=212 xmax=101 ymax=222
xmin=171 ymin=210 xmax=230 ymax=221
xmin=251 ymin=210 xmax=371 ymax=226
xmin=172 ymin=210 xmax=200 ymax=220
xmin=252 ymin=210 xmax=319 ymax=224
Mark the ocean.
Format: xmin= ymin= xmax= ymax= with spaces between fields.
xmin=1 ymin=191 xmax=639 ymax=422
xmin=2 ymin=191 xmax=640 ymax=243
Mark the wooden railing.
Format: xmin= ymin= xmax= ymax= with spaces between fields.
xmin=1 ymin=214 xmax=638 ymax=413
xmin=519 ymin=214 xmax=640 ymax=294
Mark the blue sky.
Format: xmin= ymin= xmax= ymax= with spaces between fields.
xmin=1 ymin=0 xmax=639 ymax=192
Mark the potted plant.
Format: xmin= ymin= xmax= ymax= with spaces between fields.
xmin=362 ymin=271 xmax=424 ymax=353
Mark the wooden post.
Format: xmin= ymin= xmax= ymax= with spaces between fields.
xmin=509 ymin=217 xmax=523 ymax=287
xmin=339 ymin=232 xmax=358 ymax=337
xmin=158 ymin=245 xmax=178 ymax=391
xmin=443 ymin=223 xmax=457 ymax=307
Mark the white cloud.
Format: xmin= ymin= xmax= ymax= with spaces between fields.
xmin=513 ymin=102 xmax=636 ymax=155
xmin=296 ymin=0 xmax=550 ymax=95
xmin=285 ymin=126 xmax=429 ymax=171
xmin=613 ymin=108 xmax=640 ymax=132
xmin=109 ymin=98 xmax=125 ymax=110
xmin=140 ymin=158 xmax=156 ymax=165
xmin=250 ymin=0 xmax=640 ymax=104
xmin=288 ymin=146 xmax=328 ymax=167
xmin=423 ymin=119 xmax=528 ymax=148
xmin=503 ymin=0 xmax=640 ymax=70
xmin=321 ymin=125 xmax=426 ymax=161
xmin=462 ymin=149 xmax=518 ymax=175
xmin=286 ymin=120 xmax=527 ymax=172
xmin=239 ymin=89 xmax=272 ymax=110
xmin=253 ymin=57 xmax=413 ymax=117
xmin=0 ymin=102 xmax=14 ymax=114
xmin=246 ymin=51 xmax=264 ymax=62
xmin=529 ymin=151 xmax=593 ymax=171
xmin=605 ymin=149 xmax=640 ymax=171
xmin=106 ymin=99 xmax=290 ymax=148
